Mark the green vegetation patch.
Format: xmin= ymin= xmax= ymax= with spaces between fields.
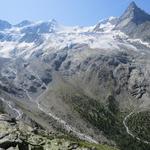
xmin=127 ymin=111 xmax=150 ymax=142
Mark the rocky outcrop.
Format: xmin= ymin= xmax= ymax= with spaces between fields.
xmin=0 ymin=114 xmax=117 ymax=150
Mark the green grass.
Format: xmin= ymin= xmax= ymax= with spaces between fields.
xmin=51 ymin=134 xmax=118 ymax=150
xmin=79 ymin=141 xmax=118 ymax=150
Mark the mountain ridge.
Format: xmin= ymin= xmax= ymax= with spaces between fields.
xmin=0 ymin=2 xmax=149 ymax=150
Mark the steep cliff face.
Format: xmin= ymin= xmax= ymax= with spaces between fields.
xmin=115 ymin=2 xmax=150 ymax=42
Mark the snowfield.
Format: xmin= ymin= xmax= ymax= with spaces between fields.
xmin=0 ymin=17 xmax=147 ymax=60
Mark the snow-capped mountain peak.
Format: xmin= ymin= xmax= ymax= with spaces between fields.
xmin=0 ymin=2 xmax=149 ymax=59
xmin=93 ymin=16 xmax=118 ymax=32
xmin=115 ymin=1 xmax=150 ymax=42
xmin=0 ymin=20 xmax=12 ymax=30
xmin=116 ymin=1 xmax=150 ymax=27
xmin=20 ymin=19 xmax=59 ymax=34
xmin=14 ymin=20 xmax=33 ymax=27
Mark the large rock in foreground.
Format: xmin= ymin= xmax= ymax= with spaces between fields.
xmin=0 ymin=114 xmax=118 ymax=150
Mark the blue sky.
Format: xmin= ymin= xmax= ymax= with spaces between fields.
xmin=0 ymin=0 xmax=149 ymax=26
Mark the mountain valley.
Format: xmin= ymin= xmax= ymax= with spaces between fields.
xmin=0 ymin=2 xmax=149 ymax=150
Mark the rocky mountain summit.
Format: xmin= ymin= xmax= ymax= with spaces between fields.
xmin=115 ymin=1 xmax=150 ymax=41
xmin=0 ymin=1 xmax=149 ymax=150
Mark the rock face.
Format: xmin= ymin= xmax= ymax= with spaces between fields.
xmin=115 ymin=2 xmax=150 ymax=41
